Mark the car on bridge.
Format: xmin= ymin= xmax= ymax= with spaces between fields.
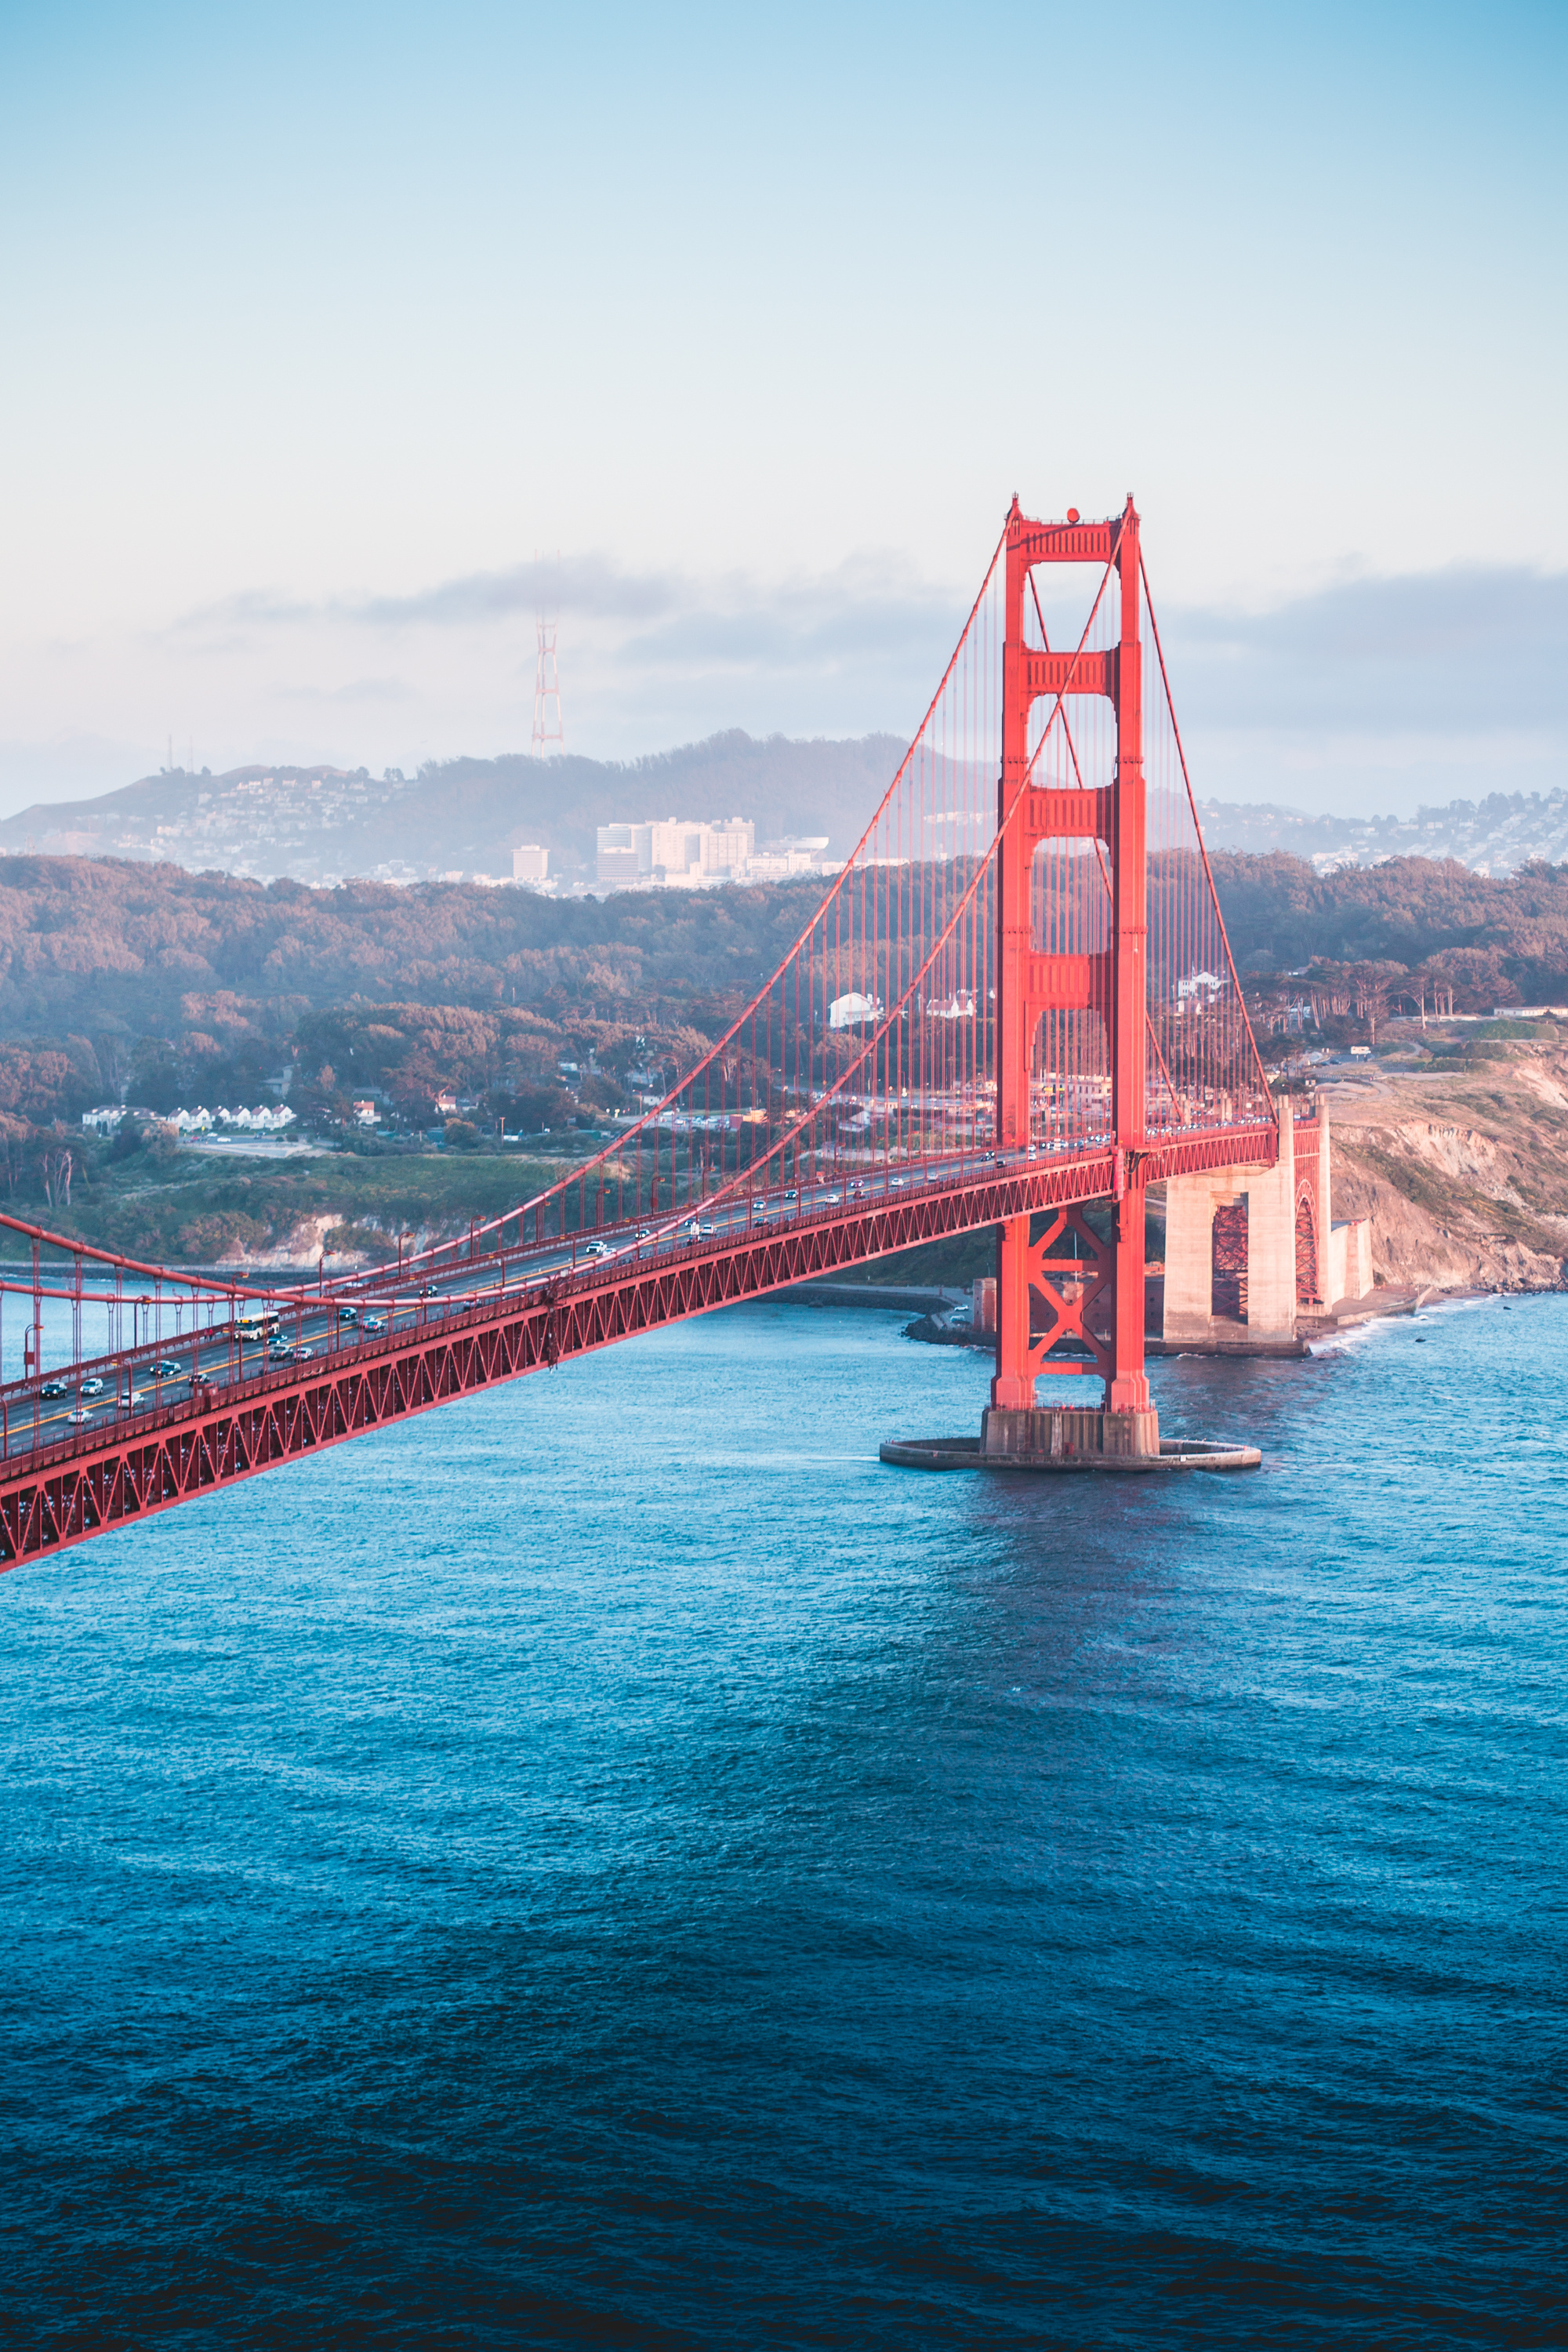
xmin=363 ymin=1316 xmax=386 ymax=1334
xmin=151 ymin=1361 xmax=182 ymax=1378
xmin=67 ymin=1407 xmax=94 ymax=1425
xmin=40 ymin=1379 xmax=67 ymax=1399
xmin=582 ymin=1240 xmax=611 ymax=1259
xmin=80 ymin=1377 xmax=105 ymax=1396
xmin=336 ymin=1304 xmax=358 ymax=1323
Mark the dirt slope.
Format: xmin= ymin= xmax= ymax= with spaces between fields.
xmin=1322 ymin=1049 xmax=1568 ymax=1294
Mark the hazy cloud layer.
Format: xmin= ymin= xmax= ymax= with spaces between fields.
xmin=7 ymin=558 xmax=1563 ymax=822
xmin=1166 ymin=565 xmax=1568 ymax=734
xmin=174 ymin=552 xmax=1566 ymax=731
xmin=169 ymin=552 xmax=954 ymax=666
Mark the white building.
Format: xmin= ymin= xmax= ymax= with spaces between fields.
xmin=595 ymin=824 xmax=652 ymax=884
xmin=596 ymin=817 xmax=757 ymax=887
xmin=747 ymin=836 xmax=830 ymax=881
xmin=1175 ymin=971 xmax=1226 ymax=1014
xmin=829 ymin=991 xmax=882 ymax=1030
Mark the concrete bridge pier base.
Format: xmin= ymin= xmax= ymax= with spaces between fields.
xmin=982 ymin=1404 xmax=1160 ymax=1461
xmin=1163 ymin=1106 xmax=1299 ymax=1348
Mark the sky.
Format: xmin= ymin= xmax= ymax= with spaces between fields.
xmin=0 ymin=0 xmax=1563 ymax=819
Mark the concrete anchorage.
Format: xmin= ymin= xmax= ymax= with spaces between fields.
xmin=1156 ymin=1102 xmax=1374 ymax=1356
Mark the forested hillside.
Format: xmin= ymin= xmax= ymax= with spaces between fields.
xmin=4 ymin=848 xmax=1568 ymax=1141
xmin=1209 ymin=851 xmax=1568 ymax=1003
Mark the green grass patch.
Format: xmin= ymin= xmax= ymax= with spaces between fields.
xmin=826 ymin=1231 xmax=999 ymax=1289
xmin=45 ymin=1148 xmax=572 ymax=1263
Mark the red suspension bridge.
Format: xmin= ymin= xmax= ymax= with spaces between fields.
xmin=0 ymin=497 xmax=1282 ymax=1570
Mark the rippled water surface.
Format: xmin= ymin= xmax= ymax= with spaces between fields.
xmin=3 ymin=1295 xmax=1566 ymax=2348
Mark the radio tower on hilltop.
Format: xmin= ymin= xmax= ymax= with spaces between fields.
xmin=532 ymin=593 xmax=564 ymax=757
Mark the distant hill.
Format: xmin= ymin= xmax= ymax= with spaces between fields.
xmin=7 ymin=734 xmax=1566 ymax=891
xmin=1196 ymin=788 xmax=1568 ymax=876
xmin=0 ymin=731 xmax=908 ymax=887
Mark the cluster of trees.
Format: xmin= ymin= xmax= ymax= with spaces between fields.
xmin=1211 ymin=852 xmax=1568 ymax=1004
xmin=5 ymin=846 xmax=1568 ymax=1163
xmin=288 ymin=1002 xmax=714 ymax=1136
xmin=0 ymin=855 xmax=829 ymax=1054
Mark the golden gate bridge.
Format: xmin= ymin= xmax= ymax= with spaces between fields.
xmin=0 ymin=496 xmax=1287 ymax=1570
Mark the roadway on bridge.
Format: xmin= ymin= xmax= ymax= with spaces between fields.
xmin=0 ymin=1146 xmax=1067 ymax=1462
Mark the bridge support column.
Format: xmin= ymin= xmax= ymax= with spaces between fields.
xmin=990 ymin=495 xmax=1155 ymax=1451
xmin=1163 ymin=1175 xmax=1221 ymax=1345
xmin=1244 ymin=1106 xmax=1296 ymax=1338
xmin=1162 ymin=1115 xmax=1299 ymax=1345
xmin=992 ymin=1214 xmax=1035 ymax=1410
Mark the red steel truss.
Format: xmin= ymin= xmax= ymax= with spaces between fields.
xmin=0 ymin=1126 xmax=1275 ymax=1572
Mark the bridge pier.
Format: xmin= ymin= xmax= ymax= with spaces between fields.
xmin=981 ymin=1403 xmax=1160 ymax=1461
xmin=1160 ymin=1106 xmax=1373 ymax=1348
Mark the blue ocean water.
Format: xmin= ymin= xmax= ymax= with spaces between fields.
xmin=2 ymin=1295 xmax=1566 ymax=2349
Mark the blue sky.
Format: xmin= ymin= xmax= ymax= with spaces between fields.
xmin=0 ymin=0 xmax=1563 ymax=814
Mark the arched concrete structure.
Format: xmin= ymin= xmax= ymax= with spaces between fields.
xmin=1159 ymin=1106 xmax=1372 ymax=1348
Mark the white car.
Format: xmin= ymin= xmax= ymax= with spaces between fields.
xmin=582 ymin=1240 xmax=611 ymax=1258
xmin=80 ymin=1377 xmax=105 ymax=1397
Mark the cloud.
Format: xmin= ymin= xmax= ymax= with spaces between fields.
xmin=172 ymin=551 xmax=1568 ymax=737
xmin=356 ymin=553 xmax=682 ymax=629
xmin=273 ymin=676 xmax=419 ymax=706
xmin=170 ymin=548 xmax=956 ymax=644
xmin=160 ymin=550 xmax=968 ymax=731
xmin=1162 ymin=564 xmax=1568 ymax=735
xmin=169 ymin=554 xmax=688 ymax=641
xmin=139 ymin=551 xmax=1567 ymax=818
xmin=614 ymin=562 xmax=958 ymax=678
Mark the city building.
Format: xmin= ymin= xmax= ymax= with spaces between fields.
xmin=747 ymin=836 xmax=831 ymax=880
xmin=512 ymin=842 xmax=550 ymax=882
xmin=593 ymin=817 xmax=832 ymax=891
xmin=596 ymin=824 xmax=655 ymax=885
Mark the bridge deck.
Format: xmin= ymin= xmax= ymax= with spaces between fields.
xmin=0 ymin=1127 xmax=1276 ymax=1573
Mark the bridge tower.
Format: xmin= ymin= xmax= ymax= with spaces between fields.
xmin=992 ymin=495 xmax=1153 ymax=1439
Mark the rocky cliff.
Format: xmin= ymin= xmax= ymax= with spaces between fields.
xmin=1321 ymin=1052 xmax=1568 ymax=1294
